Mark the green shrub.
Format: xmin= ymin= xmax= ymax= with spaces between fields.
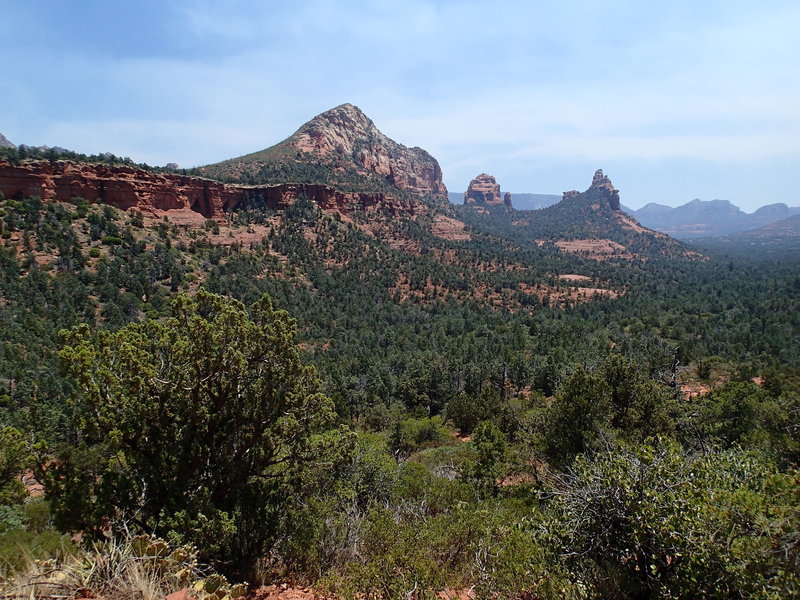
xmin=0 ymin=505 xmax=24 ymax=533
xmin=388 ymin=416 xmax=450 ymax=456
xmin=0 ymin=529 xmax=77 ymax=575
xmin=0 ymin=427 xmax=28 ymax=505
xmin=549 ymin=438 xmax=800 ymax=598
xmin=51 ymin=291 xmax=344 ymax=570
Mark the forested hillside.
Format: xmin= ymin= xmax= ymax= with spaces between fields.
xmin=1 ymin=180 xmax=798 ymax=598
xmin=0 ymin=101 xmax=798 ymax=598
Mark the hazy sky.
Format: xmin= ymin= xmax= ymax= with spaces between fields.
xmin=2 ymin=0 xmax=798 ymax=211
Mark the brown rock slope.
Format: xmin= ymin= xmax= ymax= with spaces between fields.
xmin=201 ymin=103 xmax=448 ymax=202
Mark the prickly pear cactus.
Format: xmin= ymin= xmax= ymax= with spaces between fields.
xmin=124 ymin=534 xmax=247 ymax=598
xmin=192 ymin=574 xmax=248 ymax=600
xmin=128 ymin=534 xmax=198 ymax=587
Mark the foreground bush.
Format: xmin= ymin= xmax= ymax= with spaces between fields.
xmin=47 ymin=291 xmax=349 ymax=570
xmin=549 ymin=438 xmax=800 ymax=599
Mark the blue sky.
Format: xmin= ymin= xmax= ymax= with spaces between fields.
xmin=2 ymin=1 xmax=798 ymax=211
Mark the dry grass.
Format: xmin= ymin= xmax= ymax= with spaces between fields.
xmin=0 ymin=535 xmax=201 ymax=600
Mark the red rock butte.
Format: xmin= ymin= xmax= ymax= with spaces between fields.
xmin=463 ymin=173 xmax=511 ymax=207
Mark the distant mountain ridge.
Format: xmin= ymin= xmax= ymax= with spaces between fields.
xmin=0 ymin=133 xmax=14 ymax=149
xmin=693 ymin=214 xmax=800 ymax=255
xmin=626 ymin=198 xmax=800 ymax=239
xmin=509 ymin=193 xmax=561 ymax=210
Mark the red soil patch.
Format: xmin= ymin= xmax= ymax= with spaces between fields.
xmin=142 ymin=208 xmax=207 ymax=227
xmin=210 ymin=224 xmax=275 ymax=247
xmin=498 ymin=473 xmax=534 ymax=487
xmin=681 ymin=382 xmax=713 ymax=398
xmin=438 ymin=590 xmax=475 ymax=600
xmin=251 ymin=585 xmax=324 ymax=600
xmin=517 ymin=281 xmax=619 ymax=309
xmin=555 ymin=238 xmax=634 ymax=260
xmin=430 ymin=215 xmax=471 ymax=241
xmin=574 ymin=286 xmax=619 ymax=300
xmin=558 ymin=274 xmax=592 ymax=282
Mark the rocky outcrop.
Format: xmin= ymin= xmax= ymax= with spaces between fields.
xmin=504 ymin=191 xmax=512 ymax=208
xmin=589 ymin=169 xmax=620 ymax=210
xmin=0 ymin=133 xmax=14 ymax=149
xmin=290 ymin=104 xmax=447 ymax=198
xmin=561 ymin=170 xmax=621 ymax=211
xmin=0 ymin=160 xmax=420 ymax=220
xmin=206 ymin=104 xmax=448 ymax=200
xmin=464 ymin=173 xmax=506 ymax=206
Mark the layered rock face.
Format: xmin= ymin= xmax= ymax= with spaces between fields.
xmin=290 ymin=103 xmax=447 ymax=198
xmin=0 ymin=160 xmax=420 ymax=219
xmin=464 ymin=173 xmax=510 ymax=207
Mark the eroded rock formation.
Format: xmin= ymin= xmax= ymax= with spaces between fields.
xmin=561 ymin=170 xmax=621 ymax=211
xmin=464 ymin=173 xmax=506 ymax=206
xmin=292 ymin=104 xmax=447 ymax=198
xmin=589 ymin=169 xmax=620 ymax=211
xmin=0 ymin=133 xmax=14 ymax=149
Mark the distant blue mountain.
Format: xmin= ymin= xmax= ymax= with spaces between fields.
xmin=626 ymin=199 xmax=800 ymax=239
xmin=507 ymin=193 xmax=562 ymax=210
xmin=693 ymin=214 xmax=800 ymax=255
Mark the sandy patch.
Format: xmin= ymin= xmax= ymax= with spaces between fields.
xmin=558 ymin=274 xmax=592 ymax=282
xmin=430 ymin=215 xmax=471 ymax=241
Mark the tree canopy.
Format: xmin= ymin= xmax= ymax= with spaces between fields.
xmin=48 ymin=291 xmax=341 ymax=563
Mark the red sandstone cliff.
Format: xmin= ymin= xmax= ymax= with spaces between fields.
xmin=0 ymin=160 xmax=419 ymax=219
